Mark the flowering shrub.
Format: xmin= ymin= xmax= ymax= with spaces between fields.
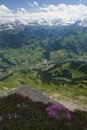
xmin=46 ymin=104 xmax=71 ymax=120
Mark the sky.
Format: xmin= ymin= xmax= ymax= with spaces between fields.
xmin=0 ymin=0 xmax=87 ymax=25
xmin=0 ymin=0 xmax=87 ymax=10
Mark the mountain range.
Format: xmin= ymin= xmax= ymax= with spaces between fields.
xmin=0 ymin=18 xmax=87 ymax=31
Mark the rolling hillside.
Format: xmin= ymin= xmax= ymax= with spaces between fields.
xmin=0 ymin=25 xmax=87 ymax=76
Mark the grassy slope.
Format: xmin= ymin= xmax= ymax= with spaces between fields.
xmin=0 ymin=61 xmax=87 ymax=106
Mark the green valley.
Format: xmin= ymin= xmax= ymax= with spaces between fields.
xmin=0 ymin=25 xmax=87 ymax=107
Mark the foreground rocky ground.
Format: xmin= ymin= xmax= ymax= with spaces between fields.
xmin=0 ymin=87 xmax=87 ymax=130
xmin=5 ymin=85 xmax=86 ymax=112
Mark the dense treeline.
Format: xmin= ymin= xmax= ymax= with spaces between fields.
xmin=38 ymin=61 xmax=87 ymax=86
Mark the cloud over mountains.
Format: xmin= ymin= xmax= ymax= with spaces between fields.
xmin=0 ymin=3 xmax=87 ymax=26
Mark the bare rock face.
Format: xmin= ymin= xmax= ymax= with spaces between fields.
xmin=1 ymin=86 xmax=87 ymax=111
xmin=7 ymin=86 xmax=54 ymax=104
